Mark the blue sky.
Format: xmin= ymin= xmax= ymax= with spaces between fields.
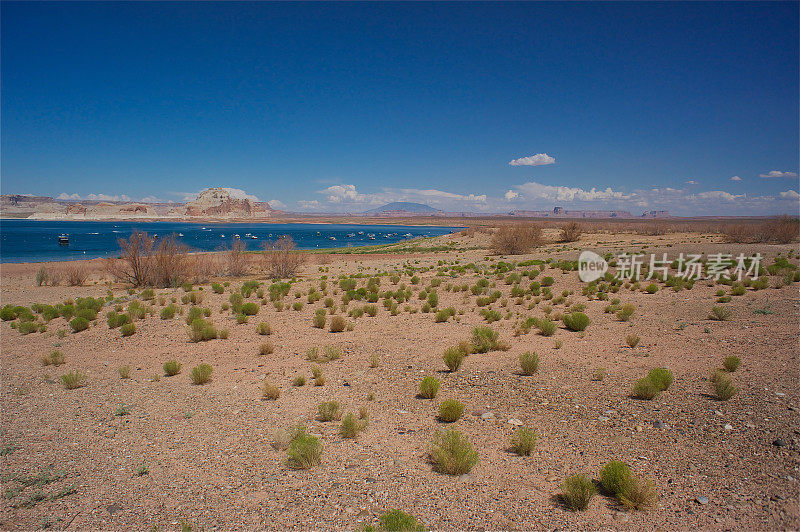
xmin=2 ymin=1 xmax=798 ymax=215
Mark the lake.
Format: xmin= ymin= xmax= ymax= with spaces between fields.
xmin=0 ymin=219 xmax=460 ymax=263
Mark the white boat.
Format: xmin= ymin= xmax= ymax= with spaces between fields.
xmin=178 ymin=233 xmax=184 ymax=237
xmin=233 ymin=234 xmax=240 ymax=239
xmin=329 ymin=236 xmax=337 ymax=241
xmin=58 ymin=234 xmax=69 ymax=245
xmin=220 ymin=234 xmax=225 ymax=238
xmin=404 ymin=233 xmax=412 ymax=237
xmin=347 ymin=233 xmax=355 ymax=238
xmin=367 ymin=234 xmax=376 ymax=240
xmin=250 ymin=235 xmax=258 ymax=239
xmin=357 ymin=231 xmax=364 ymax=235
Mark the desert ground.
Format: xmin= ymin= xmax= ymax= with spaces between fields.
xmin=1 ymin=227 xmax=798 ymax=530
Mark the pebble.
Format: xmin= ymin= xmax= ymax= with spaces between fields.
xmin=653 ymin=420 xmax=664 ymax=429
xmin=597 ymin=416 xmax=609 ymax=422
xmin=696 ymin=496 xmax=709 ymax=505
xmin=458 ymin=474 xmax=473 ymax=482
xmin=545 ymin=476 xmax=558 ymax=482
xmin=724 ymin=424 xmax=733 ymax=431
xmin=480 ymin=412 xmax=495 ymax=420
xmin=507 ymin=418 xmax=523 ymax=426
xmin=773 ymin=438 xmax=787 ymax=447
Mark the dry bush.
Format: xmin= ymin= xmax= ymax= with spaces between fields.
xmin=189 ymin=253 xmax=220 ymax=284
xmin=225 ymin=237 xmax=249 ymax=277
xmin=721 ymin=216 xmax=798 ymax=244
xmin=262 ymin=236 xmax=305 ymax=278
xmin=65 ymin=264 xmax=89 ymax=286
xmin=106 ymin=231 xmax=195 ymax=287
xmin=150 ymin=235 xmax=192 ymax=288
xmin=460 ymin=227 xmax=476 ymax=237
xmin=559 ymin=221 xmax=583 ymax=242
xmin=105 ymin=230 xmax=154 ymax=286
xmin=316 ymin=253 xmax=332 ymax=265
xmin=490 ymin=224 xmax=542 ymax=254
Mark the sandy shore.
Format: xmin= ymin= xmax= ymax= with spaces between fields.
xmin=1 ymin=229 xmax=798 ymax=530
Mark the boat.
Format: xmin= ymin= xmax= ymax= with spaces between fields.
xmin=220 ymin=234 xmax=225 ymax=238
xmin=357 ymin=231 xmax=364 ymax=235
xmin=404 ymin=233 xmax=412 ymax=237
xmin=329 ymin=236 xmax=337 ymax=240
xmin=347 ymin=233 xmax=355 ymax=238
xmin=250 ymin=235 xmax=258 ymax=239
xmin=178 ymin=233 xmax=184 ymax=237
xmin=58 ymin=234 xmax=69 ymax=245
xmin=233 ymin=234 xmax=240 ymax=239
xmin=367 ymin=234 xmax=376 ymax=240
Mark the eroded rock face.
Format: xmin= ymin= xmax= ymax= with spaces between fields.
xmin=183 ymin=188 xmax=273 ymax=218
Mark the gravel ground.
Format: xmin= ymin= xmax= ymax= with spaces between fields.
xmin=1 ymin=230 xmax=798 ymax=530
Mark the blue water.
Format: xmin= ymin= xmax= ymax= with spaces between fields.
xmin=0 ymin=219 xmax=460 ymax=263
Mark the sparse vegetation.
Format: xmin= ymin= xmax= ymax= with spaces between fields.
xmin=560 ymin=474 xmax=595 ymax=511
xmin=723 ymin=355 xmax=741 ymax=372
xmin=419 ymin=376 xmax=440 ymax=399
xmin=429 ymin=429 xmax=478 ymax=475
xmin=262 ymin=380 xmax=280 ymax=400
xmin=61 ymin=370 xmax=87 ymax=390
xmin=509 ymin=427 xmax=537 ymax=456
xmin=647 ymin=368 xmax=674 ymax=391
xmin=437 ymin=399 xmax=465 ymax=422
xmin=163 ymin=360 xmax=181 ymax=376
xmin=286 ymin=426 xmax=322 ymax=470
xmin=317 ymin=401 xmax=341 ymax=421
xmin=519 ymin=351 xmax=539 ymax=375
xmin=190 ymin=363 xmax=213 ymax=385
xmin=708 ymin=306 xmax=732 ymax=321
xmin=711 ymin=369 xmax=737 ymax=400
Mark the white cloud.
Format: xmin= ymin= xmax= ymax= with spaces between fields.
xmin=694 ymin=190 xmax=744 ymax=202
xmin=399 ymin=188 xmax=487 ymax=203
xmin=140 ymin=196 xmax=162 ymax=203
xmin=779 ymin=190 xmax=800 ymax=200
xmin=298 ymin=200 xmax=320 ymax=209
xmin=509 ymin=153 xmax=556 ymax=167
xmin=320 ymin=184 xmax=376 ymax=204
xmin=267 ymin=199 xmax=286 ymax=209
xmin=686 ymin=180 xmax=699 ymax=185
xmin=514 ymin=181 xmax=632 ymax=202
xmin=730 ymin=175 xmax=742 ymax=182
xmin=57 ymin=193 xmax=81 ymax=200
xmin=85 ymin=193 xmax=131 ymax=202
xmin=760 ymin=170 xmax=798 ymax=178
xmin=505 ymin=190 xmax=519 ymax=200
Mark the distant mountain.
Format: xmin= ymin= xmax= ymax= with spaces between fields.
xmin=364 ymin=202 xmax=442 ymax=215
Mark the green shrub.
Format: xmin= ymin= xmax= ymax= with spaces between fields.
xmin=536 ymin=318 xmax=557 ymax=337
xmin=618 ymin=475 xmax=658 ymax=510
xmin=430 ymin=429 xmax=477 ymax=476
xmin=312 ymin=309 xmax=327 ymax=329
xmin=616 ymin=303 xmax=635 ymax=321
xmin=363 ymin=304 xmax=378 ymax=317
xmin=160 ymin=305 xmax=177 ymax=320
xmin=723 ymin=355 xmax=741 ymax=372
xmin=318 ymin=401 xmax=342 ymax=422
xmin=562 ymin=312 xmax=590 ymax=332
xmin=190 ymin=363 xmax=213 ymax=384
xmin=644 ymin=283 xmax=658 ymax=294
xmin=286 ymin=427 xmax=322 ymax=470
xmin=438 ymin=399 xmax=465 ymax=422
xmin=75 ymin=308 xmax=97 ymax=321
xmin=647 ymin=368 xmax=673 ymax=391
xmin=329 ymin=316 xmax=347 ymax=333
xmin=118 ymin=365 xmax=131 ymax=379
xmin=471 ymin=326 xmax=507 ymax=353
xmin=519 ymin=351 xmax=539 ymax=375
xmin=18 ymin=321 xmax=39 ymax=335
xmin=419 ymin=376 xmax=440 ymax=399
xmin=339 ymin=413 xmax=366 ymax=439
xmin=212 ymin=283 xmax=224 ymax=294
xmin=631 ymin=377 xmax=660 ymax=400
xmin=560 ymin=474 xmax=596 ymax=511
xmin=188 ymin=319 xmax=218 ymax=342
xmin=256 ymin=322 xmax=272 ymax=335
xmin=375 ymin=509 xmax=424 ymax=532
xmin=0 ymin=305 xmax=16 ymax=321
xmin=120 ymin=322 xmax=136 ymax=337
xmin=293 ymin=375 xmax=306 ymax=386
xmin=443 ymin=346 xmax=466 ymax=372
xmin=61 ymin=370 xmax=87 ymax=390
xmin=69 ymin=317 xmax=90 ymax=333
xmin=218 ymin=328 xmax=229 ymax=339
xmin=708 ymin=306 xmax=731 ymax=321
xmin=599 ymin=460 xmax=632 ymax=496
xmin=711 ymin=370 xmax=737 ymax=400
xmin=185 ymin=306 xmax=204 ymax=324
xmin=292 ymin=301 xmax=303 ymax=311
xmin=163 ymin=360 xmax=181 ymax=376
xmin=509 ymin=427 xmax=537 ymax=456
